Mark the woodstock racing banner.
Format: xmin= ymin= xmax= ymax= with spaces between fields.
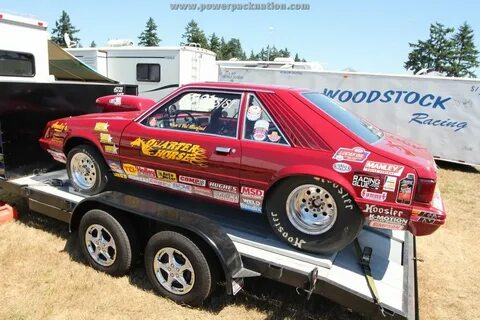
xmin=219 ymin=67 xmax=480 ymax=165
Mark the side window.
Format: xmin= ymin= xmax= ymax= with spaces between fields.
xmin=136 ymin=63 xmax=160 ymax=82
xmin=243 ymin=95 xmax=288 ymax=145
xmin=141 ymin=91 xmax=241 ymax=138
xmin=0 ymin=50 xmax=35 ymax=77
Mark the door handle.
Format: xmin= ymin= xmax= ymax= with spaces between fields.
xmin=215 ymin=146 xmax=231 ymax=155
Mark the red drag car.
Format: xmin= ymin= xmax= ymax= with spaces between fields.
xmin=39 ymin=82 xmax=446 ymax=253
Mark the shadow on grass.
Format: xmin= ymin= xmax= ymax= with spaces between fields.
xmin=6 ymin=192 xmax=362 ymax=320
xmin=436 ymin=160 xmax=479 ymax=174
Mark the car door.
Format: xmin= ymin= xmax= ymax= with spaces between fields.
xmin=119 ymin=89 xmax=243 ymax=203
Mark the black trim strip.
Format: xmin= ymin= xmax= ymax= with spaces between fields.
xmin=141 ymin=83 xmax=179 ymax=93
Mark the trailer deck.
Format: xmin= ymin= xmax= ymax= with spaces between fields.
xmin=0 ymin=170 xmax=417 ymax=319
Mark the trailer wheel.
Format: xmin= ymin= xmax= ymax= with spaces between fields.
xmin=79 ymin=209 xmax=137 ymax=276
xmin=67 ymin=144 xmax=108 ymax=195
xmin=266 ymin=176 xmax=364 ymax=254
xmin=145 ymin=231 xmax=213 ymax=306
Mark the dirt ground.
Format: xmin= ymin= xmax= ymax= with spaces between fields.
xmin=0 ymin=163 xmax=478 ymax=320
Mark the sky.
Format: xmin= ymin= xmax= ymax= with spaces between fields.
xmin=1 ymin=0 xmax=480 ymax=74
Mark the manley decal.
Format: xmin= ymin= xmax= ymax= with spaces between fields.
xmin=363 ymin=161 xmax=404 ymax=176
xmin=130 ymin=138 xmax=207 ymax=166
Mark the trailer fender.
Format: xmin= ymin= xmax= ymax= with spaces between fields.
xmin=70 ymin=191 xmax=243 ymax=294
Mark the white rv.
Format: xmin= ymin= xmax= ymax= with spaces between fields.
xmin=68 ymin=46 xmax=218 ymax=100
xmin=218 ymin=62 xmax=480 ymax=165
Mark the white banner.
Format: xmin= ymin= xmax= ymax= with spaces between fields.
xmin=219 ymin=67 xmax=480 ymax=165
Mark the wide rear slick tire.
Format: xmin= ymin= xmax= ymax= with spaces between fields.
xmin=144 ymin=231 xmax=214 ymax=306
xmin=66 ymin=144 xmax=109 ymax=195
xmin=266 ymin=176 xmax=364 ymax=254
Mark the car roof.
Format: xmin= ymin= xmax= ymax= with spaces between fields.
xmin=182 ymin=81 xmax=310 ymax=94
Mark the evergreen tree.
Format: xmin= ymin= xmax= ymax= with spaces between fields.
xmin=90 ymin=41 xmax=96 ymax=48
xmin=50 ymin=10 xmax=80 ymax=48
xmin=294 ymin=53 xmax=301 ymax=62
xmin=450 ymin=22 xmax=479 ymax=77
xmin=138 ymin=17 xmax=161 ymax=47
xmin=209 ymin=33 xmax=221 ymax=55
xmin=404 ymin=22 xmax=456 ymax=75
xmin=248 ymin=50 xmax=257 ymax=60
xmin=181 ymin=20 xmax=209 ymax=48
xmin=278 ymin=48 xmax=291 ymax=58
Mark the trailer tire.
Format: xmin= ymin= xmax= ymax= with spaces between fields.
xmin=266 ymin=176 xmax=364 ymax=254
xmin=79 ymin=209 xmax=137 ymax=276
xmin=67 ymin=144 xmax=109 ymax=195
xmin=145 ymin=231 xmax=213 ymax=306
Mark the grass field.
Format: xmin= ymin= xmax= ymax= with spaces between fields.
xmin=0 ymin=163 xmax=478 ymax=320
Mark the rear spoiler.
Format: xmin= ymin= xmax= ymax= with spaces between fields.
xmin=96 ymin=95 xmax=156 ymax=112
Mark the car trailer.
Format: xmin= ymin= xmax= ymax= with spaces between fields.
xmin=0 ymin=169 xmax=417 ymax=319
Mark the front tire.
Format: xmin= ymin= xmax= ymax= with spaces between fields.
xmin=266 ymin=176 xmax=364 ymax=254
xmin=144 ymin=231 xmax=213 ymax=306
xmin=67 ymin=144 xmax=109 ymax=195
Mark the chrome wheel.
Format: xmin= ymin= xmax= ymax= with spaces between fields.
xmin=84 ymin=224 xmax=116 ymax=267
xmin=153 ymin=247 xmax=195 ymax=295
xmin=286 ymin=184 xmax=337 ymax=235
xmin=70 ymin=152 xmax=97 ymax=189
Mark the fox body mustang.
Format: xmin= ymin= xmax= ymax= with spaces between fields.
xmin=40 ymin=82 xmax=446 ymax=253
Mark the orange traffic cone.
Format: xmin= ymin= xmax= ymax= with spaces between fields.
xmin=0 ymin=202 xmax=18 ymax=224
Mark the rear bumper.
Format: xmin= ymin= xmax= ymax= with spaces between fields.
xmin=408 ymin=188 xmax=446 ymax=236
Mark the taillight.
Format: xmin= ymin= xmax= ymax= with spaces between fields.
xmin=414 ymin=178 xmax=436 ymax=203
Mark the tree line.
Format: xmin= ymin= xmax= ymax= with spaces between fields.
xmin=50 ymin=11 xmax=479 ymax=76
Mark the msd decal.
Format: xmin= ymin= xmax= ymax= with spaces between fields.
xmin=333 ymin=147 xmax=370 ymax=163
xmin=363 ymin=161 xmax=404 ymax=177
xmin=179 ymin=175 xmax=206 ymax=187
xmin=240 ymin=186 xmax=264 ymax=199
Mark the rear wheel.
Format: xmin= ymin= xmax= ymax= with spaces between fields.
xmin=144 ymin=231 xmax=213 ymax=306
xmin=67 ymin=144 xmax=109 ymax=195
xmin=266 ymin=176 xmax=364 ymax=254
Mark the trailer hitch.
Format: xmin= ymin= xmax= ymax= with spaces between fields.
xmin=296 ymin=267 xmax=318 ymax=300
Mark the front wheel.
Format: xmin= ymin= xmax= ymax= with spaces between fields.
xmin=265 ymin=176 xmax=364 ymax=254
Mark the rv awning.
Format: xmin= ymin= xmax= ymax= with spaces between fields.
xmin=48 ymin=41 xmax=117 ymax=83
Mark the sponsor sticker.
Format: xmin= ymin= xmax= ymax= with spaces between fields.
xmin=333 ymin=162 xmax=351 ymax=173
xmin=94 ymin=122 xmax=109 ymax=132
xmin=268 ymin=131 xmax=281 ymax=142
xmin=352 ymin=174 xmax=380 ymax=190
xmin=171 ymin=183 xmax=192 ymax=193
xmin=99 ymin=133 xmax=113 ymax=144
xmin=137 ymin=166 xmax=156 ymax=178
xmin=123 ymin=163 xmax=138 ymax=176
xmin=170 ymin=123 xmax=207 ymax=132
xmin=240 ymin=196 xmax=263 ymax=213
xmin=130 ymin=138 xmax=207 ymax=167
xmin=240 ymin=186 xmax=264 ymax=199
xmin=363 ymin=161 xmax=404 ymax=176
xmin=361 ymin=189 xmax=387 ymax=202
xmin=157 ymin=170 xmax=177 ymax=182
xmin=333 ymin=147 xmax=370 ymax=163
xmin=209 ymin=181 xmax=238 ymax=193
xmin=193 ymin=186 xmax=213 ymax=197
xmin=212 ymin=190 xmax=239 ymax=203
xmin=113 ymin=172 xmax=127 ymax=179
xmin=104 ymin=144 xmax=118 ymax=154
xmin=109 ymin=96 xmax=122 ymax=106
xmin=148 ymin=178 xmax=172 ymax=188
xmin=364 ymin=203 xmax=408 ymax=230
xmin=51 ymin=121 xmax=68 ymax=132
xmin=47 ymin=149 xmax=66 ymax=163
xmin=179 ymin=175 xmax=206 ymax=186
xmin=383 ymin=176 xmax=397 ymax=192
xmin=107 ymin=160 xmax=124 ymax=174
xmin=246 ymin=105 xmax=262 ymax=121
xmin=253 ymin=120 xmax=269 ymax=141
xmin=396 ymin=173 xmax=415 ymax=204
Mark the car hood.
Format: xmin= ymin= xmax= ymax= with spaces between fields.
xmin=372 ymin=131 xmax=437 ymax=179
xmin=64 ymin=110 xmax=143 ymax=121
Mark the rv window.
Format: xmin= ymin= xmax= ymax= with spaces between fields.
xmin=0 ymin=50 xmax=35 ymax=77
xmin=136 ymin=63 xmax=160 ymax=82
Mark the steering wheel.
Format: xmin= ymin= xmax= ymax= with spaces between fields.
xmin=173 ymin=111 xmax=198 ymax=126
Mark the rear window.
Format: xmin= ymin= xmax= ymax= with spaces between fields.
xmin=303 ymin=92 xmax=383 ymax=143
xmin=0 ymin=50 xmax=35 ymax=77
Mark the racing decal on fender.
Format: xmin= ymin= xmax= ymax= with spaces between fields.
xmin=47 ymin=150 xmax=66 ymax=163
xmin=94 ymin=122 xmax=109 ymax=132
xmin=383 ymin=176 xmax=397 ymax=192
xmin=192 ymin=186 xmax=213 ymax=197
xmin=156 ymin=170 xmax=177 ymax=182
xmin=364 ymin=204 xmax=408 ymax=230
xmin=240 ymin=186 xmax=264 ymax=199
xmin=123 ymin=163 xmax=138 ymax=176
xmin=212 ymin=190 xmax=239 ymax=203
xmin=51 ymin=122 xmax=68 ymax=132
xmin=113 ymin=172 xmax=127 ymax=179
xmin=104 ymin=144 xmax=118 ymax=154
xmin=396 ymin=173 xmax=415 ymax=204
xmin=240 ymin=186 xmax=264 ymax=213
xmin=333 ymin=147 xmax=370 ymax=163
xmin=209 ymin=181 xmax=238 ymax=193
xmin=352 ymin=174 xmax=380 ymax=190
xmin=363 ymin=160 xmax=404 ymax=177
xmin=171 ymin=182 xmax=192 ymax=193
xmin=130 ymin=138 xmax=207 ymax=167
xmin=332 ymin=162 xmax=351 ymax=173
xmin=137 ymin=166 xmax=156 ymax=178
xmin=361 ymin=189 xmax=387 ymax=202
xmin=99 ymin=133 xmax=113 ymax=144
xmin=411 ymin=209 xmax=443 ymax=224
xmin=107 ymin=160 xmax=124 ymax=174
xmin=179 ymin=175 xmax=206 ymax=186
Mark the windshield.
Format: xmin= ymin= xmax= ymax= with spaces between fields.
xmin=302 ymin=92 xmax=383 ymax=143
